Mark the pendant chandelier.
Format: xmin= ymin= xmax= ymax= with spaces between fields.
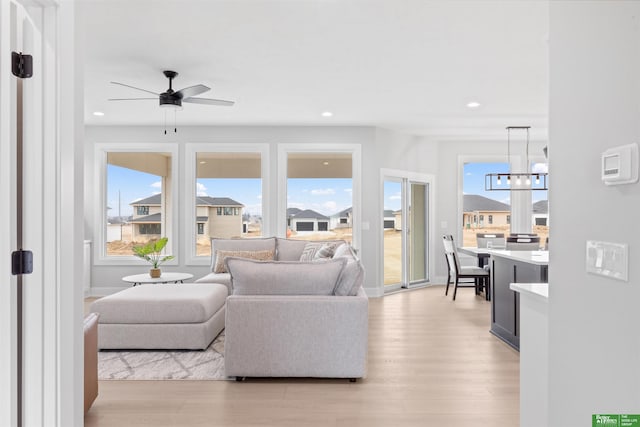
xmin=485 ymin=126 xmax=548 ymax=191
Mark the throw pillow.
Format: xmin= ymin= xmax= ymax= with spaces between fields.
xmin=213 ymin=249 xmax=275 ymax=273
xmin=209 ymin=237 xmax=276 ymax=271
xmin=299 ymin=242 xmax=339 ymax=261
xmin=313 ymin=242 xmax=339 ymax=260
xmin=332 ymin=244 xmax=364 ymax=296
xmin=226 ymin=257 xmax=347 ymax=296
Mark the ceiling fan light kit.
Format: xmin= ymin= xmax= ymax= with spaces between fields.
xmin=109 ymin=70 xmax=235 ymax=132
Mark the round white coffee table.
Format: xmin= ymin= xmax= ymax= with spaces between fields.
xmin=122 ymin=272 xmax=194 ymax=287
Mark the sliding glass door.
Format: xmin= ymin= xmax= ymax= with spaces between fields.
xmin=383 ymin=176 xmax=429 ymax=289
xmin=409 ymin=182 xmax=428 ymax=284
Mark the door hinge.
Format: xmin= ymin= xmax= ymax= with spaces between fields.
xmin=11 ymin=52 xmax=33 ymax=79
xmin=11 ymin=250 xmax=33 ymax=275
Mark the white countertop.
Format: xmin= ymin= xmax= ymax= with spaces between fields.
xmin=490 ymin=250 xmax=549 ymax=265
xmin=510 ymin=282 xmax=549 ymax=299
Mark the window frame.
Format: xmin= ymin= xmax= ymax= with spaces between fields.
xmin=277 ymin=143 xmax=362 ymax=252
xmin=457 ymin=154 xmax=521 ymax=247
xmin=94 ymin=143 xmax=179 ymax=265
xmin=184 ymin=142 xmax=270 ymax=265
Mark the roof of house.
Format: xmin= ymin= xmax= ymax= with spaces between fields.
xmin=131 ymin=194 xmax=243 ymax=207
xmin=331 ymin=207 xmax=352 ymax=217
xmin=463 ymin=194 xmax=510 ymax=212
xmin=287 ymin=207 xmax=302 ymax=217
xmin=129 ymin=213 xmax=162 ymax=223
xmin=130 ymin=194 xmax=162 ymax=206
xmin=383 ymin=209 xmax=395 ymax=218
xmin=533 ymin=200 xmax=548 ymax=214
xmin=196 ymin=196 xmax=244 ymax=207
xmin=291 ymin=209 xmax=329 ymax=220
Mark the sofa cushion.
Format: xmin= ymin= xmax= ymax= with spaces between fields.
xmin=194 ymin=272 xmax=232 ymax=294
xmin=275 ymin=238 xmax=309 ymax=261
xmin=90 ymin=283 xmax=227 ymax=324
xmin=333 ymin=244 xmax=364 ymax=296
xmin=226 ymin=257 xmax=346 ymax=296
xmin=209 ymin=237 xmax=276 ymax=271
xmin=213 ymin=249 xmax=275 ymax=273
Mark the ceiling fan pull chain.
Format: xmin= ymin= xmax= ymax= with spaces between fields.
xmin=164 ymin=110 xmax=167 ymax=135
xmin=174 ymin=109 xmax=177 ymax=133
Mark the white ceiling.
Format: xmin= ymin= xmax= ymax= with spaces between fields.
xmin=81 ymin=0 xmax=549 ymax=140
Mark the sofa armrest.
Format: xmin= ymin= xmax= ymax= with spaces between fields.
xmin=224 ymin=288 xmax=368 ymax=378
xmin=84 ymin=313 xmax=99 ymax=414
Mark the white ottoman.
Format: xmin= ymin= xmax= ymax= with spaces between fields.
xmin=90 ymin=283 xmax=227 ymax=350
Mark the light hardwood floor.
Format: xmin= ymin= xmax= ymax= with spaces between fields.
xmin=84 ymin=286 xmax=519 ymax=427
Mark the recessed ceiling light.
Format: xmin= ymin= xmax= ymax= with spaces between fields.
xmin=93 ymin=111 xmax=105 ymax=116
xmin=321 ymin=111 xmax=333 ymax=117
xmin=199 ymin=161 xmax=207 ymax=164
xmin=323 ymin=161 xmax=330 ymax=166
xmin=466 ymin=102 xmax=481 ymax=109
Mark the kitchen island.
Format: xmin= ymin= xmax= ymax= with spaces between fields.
xmin=490 ymin=250 xmax=548 ymax=350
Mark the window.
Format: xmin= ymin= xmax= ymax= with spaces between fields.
xmin=286 ymin=152 xmax=352 ymax=242
xmin=507 ymin=215 xmax=511 ymax=224
xmin=139 ymin=224 xmax=161 ymax=235
xmin=462 ymin=161 xmax=509 ymax=247
xmin=191 ymin=149 xmax=265 ymax=259
xmin=105 ymin=148 xmax=173 ymax=258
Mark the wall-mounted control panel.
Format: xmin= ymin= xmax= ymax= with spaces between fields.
xmin=601 ymin=143 xmax=639 ymax=185
xmin=586 ymin=240 xmax=628 ymax=281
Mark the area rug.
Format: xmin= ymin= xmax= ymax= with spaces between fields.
xmin=98 ymin=331 xmax=227 ymax=380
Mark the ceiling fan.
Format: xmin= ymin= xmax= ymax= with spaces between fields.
xmin=109 ymin=70 xmax=235 ymax=109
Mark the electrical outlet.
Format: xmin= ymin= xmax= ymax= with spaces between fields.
xmin=586 ymin=240 xmax=628 ymax=281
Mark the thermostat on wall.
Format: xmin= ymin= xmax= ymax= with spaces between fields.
xmin=601 ymin=143 xmax=639 ymax=185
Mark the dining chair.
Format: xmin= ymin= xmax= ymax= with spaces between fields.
xmin=443 ymin=235 xmax=490 ymax=301
xmin=506 ymin=236 xmax=541 ymax=250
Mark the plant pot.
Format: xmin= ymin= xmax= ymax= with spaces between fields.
xmin=149 ymin=268 xmax=161 ymax=278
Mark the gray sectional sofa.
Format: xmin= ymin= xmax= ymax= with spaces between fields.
xmin=196 ymin=237 xmax=369 ymax=380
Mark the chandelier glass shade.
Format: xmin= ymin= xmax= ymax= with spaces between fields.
xmin=485 ymin=126 xmax=549 ymax=191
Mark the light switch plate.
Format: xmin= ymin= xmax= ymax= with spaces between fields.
xmin=586 ymin=240 xmax=628 ymax=281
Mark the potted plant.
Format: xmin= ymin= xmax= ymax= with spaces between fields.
xmin=132 ymin=237 xmax=174 ymax=278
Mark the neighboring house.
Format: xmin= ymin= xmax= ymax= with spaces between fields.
xmin=330 ymin=207 xmax=352 ymax=229
xmin=129 ymin=194 xmax=163 ymax=241
xmin=532 ymin=200 xmax=549 ymax=226
xmin=130 ymin=194 xmax=244 ymax=241
xmin=289 ymin=209 xmax=330 ymax=232
xmin=463 ymin=194 xmax=511 ymax=228
xmin=382 ymin=210 xmax=396 ymax=230
xmin=196 ymin=196 xmax=245 ymax=239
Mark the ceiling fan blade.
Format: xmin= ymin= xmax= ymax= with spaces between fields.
xmin=108 ymin=98 xmax=157 ymax=101
xmin=183 ymin=97 xmax=235 ymax=107
xmin=176 ymin=84 xmax=210 ymax=99
xmin=110 ymin=81 xmax=159 ymax=96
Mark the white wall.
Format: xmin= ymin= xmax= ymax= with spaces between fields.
xmin=548 ymin=2 xmax=640 ymax=425
xmin=85 ymin=125 xmax=443 ymax=295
